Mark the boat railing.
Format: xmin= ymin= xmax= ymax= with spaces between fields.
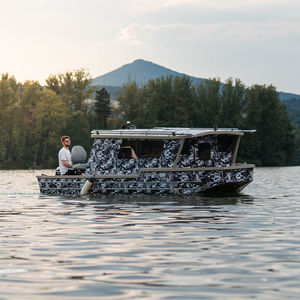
xmin=91 ymin=129 xmax=189 ymax=138
xmin=155 ymin=127 xmax=256 ymax=133
xmin=91 ymin=128 xmax=256 ymax=138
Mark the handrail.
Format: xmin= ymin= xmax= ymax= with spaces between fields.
xmin=91 ymin=129 xmax=188 ymax=137
xmin=91 ymin=128 xmax=256 ymax=138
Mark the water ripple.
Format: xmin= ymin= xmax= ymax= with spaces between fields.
xmin=0 ymin=167 xmax=300 ymax=298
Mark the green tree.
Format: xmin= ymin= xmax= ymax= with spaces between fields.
xmin=193 ymin=78 xmax=221 ymax=127
xmin=239 ymin=85 xmax=295 ymax=166
xmin=18 ymin=81 xmax=68 ymax=168
xmin=218 ymin=78 xmax=245 ymax=128
xmin=171 ymin=76 xmax=194 ymax=127
xmin=93 ymin=88 xmax=112 ymax=129
xmin=19 ymin=81 xmax=44 ymax=167
xmin=0 ymin=74 xmax=21 ymax=168
xmin=142 ymin=76 xmax=174 ymax=127
xmin=45 ymin=69 xmax=95 ymax=150
xmin=34 ymin=89 xmax=69 ymax=167
xmin=117 ymin=81 xmax=142 ymax=126
xmin=46 ymin=69 xmax=94 ymax=111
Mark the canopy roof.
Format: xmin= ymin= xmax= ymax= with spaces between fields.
xmin=91 ymin=127 xmax=256 ymax=139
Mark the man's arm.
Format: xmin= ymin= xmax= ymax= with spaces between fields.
xmin=130 ymin=147 xmax=138 ymax=159
xmin=62 ymin=160 xmax=72 ymax=168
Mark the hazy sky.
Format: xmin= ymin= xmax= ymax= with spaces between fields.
xmin=1 ymin=0 xmax=300 ymax=93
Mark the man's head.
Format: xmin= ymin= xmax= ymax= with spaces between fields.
xmin=61 ymin=136 xmax=71 ymax=148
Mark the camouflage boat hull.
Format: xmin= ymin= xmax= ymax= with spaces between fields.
xmin=37 ymin=165 xmax=253 ymax=196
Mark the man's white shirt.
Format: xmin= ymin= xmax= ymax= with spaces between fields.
xmin=58 ymin=147 xmax=72 ymax=175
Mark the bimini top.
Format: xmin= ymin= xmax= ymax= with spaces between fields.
xmin=91 ymin=127 xmax=256 ymax=139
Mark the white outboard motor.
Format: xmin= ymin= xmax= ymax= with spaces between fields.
xmin=80 ymin=176 xmax=94 ymax=196
xmin=72 ymin=145 xmax=93 ymax=195
xmin=71 ymin=145 xmax=88 ymax=171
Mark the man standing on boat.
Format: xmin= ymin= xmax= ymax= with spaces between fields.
xmin=58 ymin=136 xmax=76 ymax=175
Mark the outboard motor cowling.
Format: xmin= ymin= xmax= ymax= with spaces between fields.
xmin=71 ymin=145 xmax=88 ymax=170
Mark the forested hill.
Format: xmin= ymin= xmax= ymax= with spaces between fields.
xmin=279 ymin=92 xmax=300 ymax=101
xmin=93 ymin=59 xmax=300 ymax=101
xmin=285 ymin=98 xmax=300 ymax=127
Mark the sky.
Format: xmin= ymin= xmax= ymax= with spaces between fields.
xmin=1 ymin=0 xmax=300 ymax=94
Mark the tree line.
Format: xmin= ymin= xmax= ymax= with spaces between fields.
xmin=116 ymin=76 xmax=296 ymax=166
xmin=0 ymin=70 xmax=296 ymax=169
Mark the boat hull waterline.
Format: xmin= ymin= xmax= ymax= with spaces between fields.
xmin=37 ymin=165 xmax=253 ymax=195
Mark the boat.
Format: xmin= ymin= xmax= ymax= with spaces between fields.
xmin=37 ymin=127 xmax=255 ymax=196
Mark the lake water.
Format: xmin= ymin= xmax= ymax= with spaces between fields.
xmin=0 ymin=167 xmax=300 ymax=299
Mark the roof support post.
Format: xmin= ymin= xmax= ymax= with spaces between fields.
xmin=174 ymin=138 xmax=185 ymax=168
xmin=232 ymin=135 xmax=241 ymax=164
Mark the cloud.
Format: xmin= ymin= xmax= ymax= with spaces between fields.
xmin=118 ymin=0 xmax=300 ymax=43
xmin=190 ymin=21 xmax=300 ymax=44
xmin=1 ymin=0 xmax=299 ymax=93
xmin=113 ymin=20 xmax=300 ymax=48
xmin=124 ymin=0 xmax=300 ymax=14
xmin=114 ymin=24 xmax=144 ymax=46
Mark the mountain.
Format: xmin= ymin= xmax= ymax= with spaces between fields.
xmin=285 ymin=97 xmax=300 ymax=128
xmin=93 ymin=59 xmax=204 ymax=87
xmin=278 ymin=92 xmax=300 ymax=101
xmin=93 ymin=59 xmax=300 ymax=102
